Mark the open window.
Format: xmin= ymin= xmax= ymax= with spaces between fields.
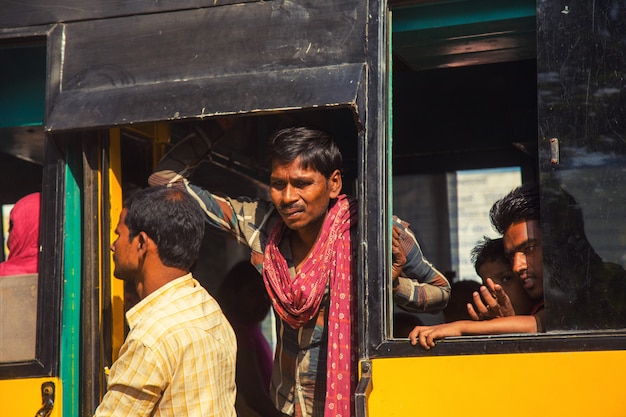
xmin=381 ymin=0 xmax=626 ymax=356
xmin=0 ymin=37 xmax=63 ymax=379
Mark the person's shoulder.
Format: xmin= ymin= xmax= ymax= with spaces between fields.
xmin=133 ymin=285 xmax=228 ymax=342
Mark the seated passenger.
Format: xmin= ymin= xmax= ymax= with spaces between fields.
xmin=0 ymin=192 xmax=40 ymax=276
xmin=467 ymin=236 xmax=534 ymax=319
xmin=409 ymin=185 xmax=546 ymax=349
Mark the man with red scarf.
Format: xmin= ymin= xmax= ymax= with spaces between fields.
xmin=149 ymin=125 xmax=450 ymax=417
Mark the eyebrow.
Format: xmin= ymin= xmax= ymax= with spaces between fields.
xmin=505 ymin=237 xmax=540 ymax=257
xmin=270 ymin=173 xmax=316 ymax=182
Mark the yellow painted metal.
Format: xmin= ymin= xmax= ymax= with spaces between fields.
xmin=121 ymin=122 xmax=170 ymax=167
xmin=108 ymin=128 xmax=125 ymax=361
xmin=152 ymin=122 xmax=171 ymax=167
xmin=107 ymin=123 xmax=168 ymax=361
xmin=367 ymin=350 xmax=626 ymax=417
xmin=0 ymin=377 xmax=62 ymax=417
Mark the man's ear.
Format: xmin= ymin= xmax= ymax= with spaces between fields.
xmin=137 ymin=232 xmax=149 ymax=253
xmin=328 ymin=169 xmax=342 ymax=199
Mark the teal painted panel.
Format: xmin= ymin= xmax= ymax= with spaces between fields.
xmin=393 ymin=0 xmax=536 ymax=33
xmin=0 ymin=45 xmax=46 ymax=128
xmin=60 ymin=146 xmax=82 ymax=417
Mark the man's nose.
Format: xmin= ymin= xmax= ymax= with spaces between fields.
xmin=512 ymin=252 xmax=526 ymax=275
xmin=283 ymin=184 xmax=298 ymax=203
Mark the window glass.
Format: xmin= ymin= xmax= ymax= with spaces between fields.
xmin=0 ymin=273 xmax=38 ymax=362
xmin=392 ymin=168 xmax=521 ymax=334
xmin=0 ymin=42 xmax=45 ymax=367
xmin=393 ymin=168 xmax=521 ymax=281
xmin=537 ymin=0 xmax=626 ymax=331
xmin=0 ymin=160 xmax=42 ymax=364
xmin=449 ymin=168 xmax=522 ymax=283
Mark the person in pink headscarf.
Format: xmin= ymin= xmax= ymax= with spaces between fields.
xmin=0 ymin=192 xmax=41 ymax=276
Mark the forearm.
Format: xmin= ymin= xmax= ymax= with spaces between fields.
xmin=393 ymin=275 xmax=451 ymax=313
xmin=148 ymin=159 xmax=242 ymax=236
xmin=151 ymin=172 xmax=274 ymax=248
xmin=391 ymin=216 xmax=451 ymax=312
xmin=410 ymin=314 xmax=540 ymax=349
xmin=457 ymin=315 xmax=539 ymax=335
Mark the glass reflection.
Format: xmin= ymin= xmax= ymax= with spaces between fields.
xmin=538 ymin=0 xmax=626 ymax=330
xmin=0 ymin=188 xmax=42 ymax=363
xmin=541 ymin=179 xmax=626 ymax=330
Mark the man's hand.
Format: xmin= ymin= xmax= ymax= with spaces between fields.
xmin=391 ymin=225 xmax=407 ymax=287
xmin=467 ymin=278 xmax=516 ymax=320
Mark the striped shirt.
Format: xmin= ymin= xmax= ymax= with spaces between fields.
xmin=175 ymin=180 xmax=449 ymax=416
xmin=94 ymin=274 xmax=237 ymax=417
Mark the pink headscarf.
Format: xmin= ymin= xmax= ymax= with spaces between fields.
xmin=0 ymin=192 xmax=41 ymax=276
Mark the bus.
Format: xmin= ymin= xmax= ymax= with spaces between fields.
xmin=1 ymin=0 xmax=625 ymax=416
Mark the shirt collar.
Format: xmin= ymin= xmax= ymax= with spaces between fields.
xmin=126 ymin=273 xmax=194 ymax=329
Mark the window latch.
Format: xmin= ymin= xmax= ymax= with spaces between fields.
xmin=35 ymin=381 xmax=55 ymax=417
xmin=550 ymin=138 xmax=560 ymax=165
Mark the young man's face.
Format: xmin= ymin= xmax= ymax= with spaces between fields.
xmin=269 ymin=156 xmax=341 ymax=237
xmin=110 ymin=209 xmax=140 ymax=282
xmin=503 ymin=219 xmax=544 ymax=301
xmin=478 ymin=258 xmax=534 ymax=315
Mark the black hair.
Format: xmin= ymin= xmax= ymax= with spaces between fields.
xmin=123 ymin=186 xmax=204 ymax=270
xmin=489 ymin=182 xmax=540 ymax=235
xmin=471 ymin=236 xmax=507 ymax=275
xmin=266 ymin=127 xmax=342 ymax=179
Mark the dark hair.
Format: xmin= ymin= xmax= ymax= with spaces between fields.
xmin=266 ymin=127 xmax=342 ymax=179
xmin=123 ymin=186 xmax=204 ymax=270
xmin=471 ymin=236 xmax=507 ymax=275
xmin=489 ymin=182 xmax=540 ymax=235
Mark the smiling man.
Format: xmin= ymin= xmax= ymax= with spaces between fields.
xmin=149 ymin=125 xmax=450 ymax=417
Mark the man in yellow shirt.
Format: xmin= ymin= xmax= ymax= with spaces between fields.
xmin=94 ymin=186 xmax=237 ymax=417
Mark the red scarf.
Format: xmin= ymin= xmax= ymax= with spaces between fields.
xmin=263 ymin=194 xmax=357 ymax=417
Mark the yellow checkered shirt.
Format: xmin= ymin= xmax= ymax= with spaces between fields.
xmin=94 ymin=274 xmax=237 ymax=417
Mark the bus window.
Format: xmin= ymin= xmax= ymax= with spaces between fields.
xmin=540 ymin=171 xmax=626 ymax=331
xmin=390 ymin=58 xmax=537 ymax=339
xmin=0 ymin=41 xmax=47 ymax=369
xmin=0 ymin=273 xmax=38 ymax=362
xmin=393 ymin=168 xmax=522 ymax=283
xmin=168 ymin=109 xmax=359 ymax=292
xmin=537 ymin=0 xmax=626 ymax=332
xmin=0 ymin=156 xmax=45 ymax=366
xmin=390 ymin=6 xmax=626 ymax=338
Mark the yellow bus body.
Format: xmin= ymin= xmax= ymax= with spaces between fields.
xmin=368 ymin=350 xmax=626 ymax=417
xmin=0 ymin=377 xmax=62 ymax=417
